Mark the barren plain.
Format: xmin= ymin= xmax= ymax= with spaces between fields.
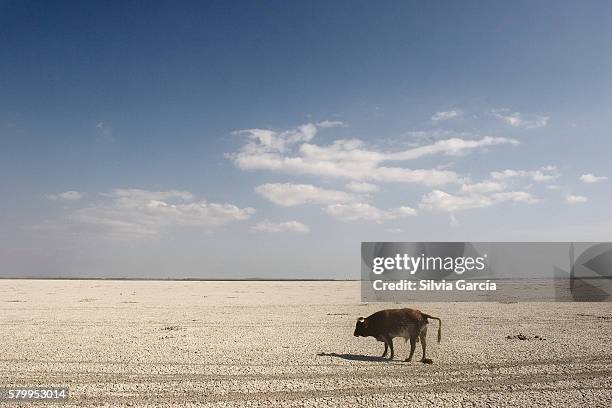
xmin=1 ymin=280 xmax=611 ymax=407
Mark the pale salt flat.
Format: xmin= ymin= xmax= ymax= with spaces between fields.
xmin=0 ymin=280 xmax=611 ymax=407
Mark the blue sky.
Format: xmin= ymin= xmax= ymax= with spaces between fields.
xmin=1 ymin=0 xmax=611 ymax=278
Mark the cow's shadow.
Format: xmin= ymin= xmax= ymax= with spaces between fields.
xmin=317 ymin=352 xmax=391 ymax=362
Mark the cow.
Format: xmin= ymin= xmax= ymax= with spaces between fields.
xmin=353 ymin=308 xmax=441 ymax=363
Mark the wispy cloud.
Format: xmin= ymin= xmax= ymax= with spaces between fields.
xmin=316 ymin=120 xmax=345 ymax=128
xmin=580 ymin=173 xmax=608 ymax=183
xmin=460 ymin=181 xmax=506 ymax=194
xmin=50 ymin=189 xmax=254 ymax=237
xmin=566 ymin=194 xmax=587 ymax=204
xmin=229 ymin=122 xmax=517 ymax=187
xmin=431 ymin=109 xmax=461 ymax=121
xmin=324 ymin=203 xmax=416 ymax=223
xmin=255 ymin=183 xmax=358 ymax=207
xmin=420 ymin=190 xmax=538 ymax=212
xmin=231 ymin=123 xmax=317 ymax=154
xmin=46 ymin=191 xmax=83 ymax=201
xmin=250 ymin=220 xmax=310 ymax=233
xmin=102 ymin=189 xmax=194 ymax=201
xmin=490 ymin=166 xmax=559 ymax=182
xmin=491 ymin=109 xmax=549 ymax=129
xmin=230 ymin=121 xmax=562 ymax=226
xmin=346 ymin=181 xmax=380 ymax=193
xmin=385 ymin=136 xmax=518 ymax=161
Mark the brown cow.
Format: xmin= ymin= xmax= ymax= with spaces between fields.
xmin=353 ymin=308 xmax=441 ymax=363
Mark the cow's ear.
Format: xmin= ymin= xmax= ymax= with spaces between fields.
xmin=357 ymin=317 xmax=365 ymax=322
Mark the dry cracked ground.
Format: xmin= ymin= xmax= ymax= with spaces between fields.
xmin=0 ymin=280 xmax=611 ymax=407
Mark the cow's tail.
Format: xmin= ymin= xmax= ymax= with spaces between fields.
xmin=423 ymin=313 xmax=442 ymax=343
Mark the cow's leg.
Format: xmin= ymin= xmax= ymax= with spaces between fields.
xmin=405 ymin=336 xmax=417 ymax=362
xmin=381 ymin=340 xmax=388 ymax=357
xmin=420 ymin=330 xmax=427 ymax=361
xmin=384 ymin=335 xmax=394 ymax=360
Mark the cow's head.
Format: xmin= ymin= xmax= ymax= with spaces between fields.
xmin=354 ymin=317 xmax=369 ymax=337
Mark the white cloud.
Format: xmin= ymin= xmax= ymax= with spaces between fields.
xmin=490 ymin=166 xmax=559 ymax=182
xmin=230 ymin=122 xmax=518 ymax=187
xmin=255 ymin=183 xmax=358 ymax=207
xmin=250 ymin=221 xmax=310 ymax=233
xmin=232 ymin=123 xmax=318 ymax=154
xmin=316 ymin=120 xmax=345 ymax=128
xmin=492 ymin=109 xmax=549 ymax=129
xmin=406 ymin=129 xmax=475 ymax=144
xmin=420 ymin=190 xmax=493 ymax=212
xmin=46 ymin=191 xmax=83 ymax=201
xmin=63 ymin=189 xmax=254 ymax=237
xmin=431 ymin=110 xmax=461 ymax=121
xmin=460 ymin=181 xmax=506 ymax=194
xmin=346 ymin=181 xmax=380 ymax=193
xmin=420 ymin=190 xmax=538 ymax=212
xmin=492 ymin=191 xmax=540 ymax=204
xmin=580 ymin=174 xmax=608 ymax=184
xmin=324 ymin=203 xmax=416 ymax=223
xmin=566 ymin=195 xmax=587 ymax=204
xmin=103 ymin=189 xmax=194 ymax=201
xmin=386 ymin=136 xmax=518 ymax=161
xmin=368 ymin=167 xmax=460 ymax=185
